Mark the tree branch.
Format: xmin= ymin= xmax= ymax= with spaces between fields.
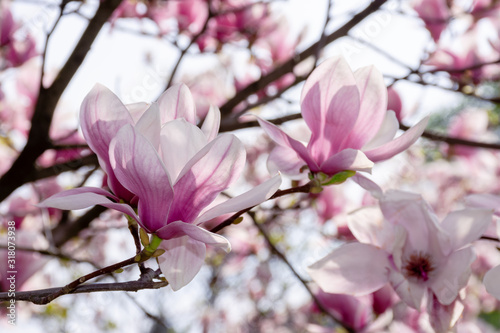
xmin=218 ymin=0 xmax=388 ymax=115
xmin=0 ymin=280 xmax=168 ymax=303
xmin=0 ymin=0 xmax=123 ymax=202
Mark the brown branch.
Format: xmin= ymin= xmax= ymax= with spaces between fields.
xmin=249 ymin=212 xmax=354 ymax=333
xmin=399 ymin=124 xmax=500 ymax=150
xmin=29 ymin=154 xmax=99 ymax=183
xmin=220 ymin=112 xmax=302 ymax=132
xmin=0 ymin=280 xmax=168 ymax=303
xmin=218 ymin=0 xmax=388 ymax=116
xmin=210 ymin=181 xmax=313 ymax=233
xmin=0 ymin=0 xmax=123 ymax=202
xmin=51 ymin=205 xmax=108 ymax=248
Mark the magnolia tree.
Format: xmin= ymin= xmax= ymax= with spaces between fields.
xmin=2 ymin=0 xmax=500 ymax=332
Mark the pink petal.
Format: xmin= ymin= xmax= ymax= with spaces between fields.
xmin=439 ymin=208 xmax=492 ymax=255
xmin=126 ymin=102 xmax=150 ymax=123
xmin=80 ymin=84 xmax=133 ymax=164
xmin=156 ymin=221 xmax=230 ymax=252
xmin=134 ymin=103 xmax=161 ymax=151
xmin=364 ymin=117 xmax=428 ymax=163
xmin=110 ymin=125 xmax=173 ymax=233
xmin=168 ymin=134 xmax=245 ymax=223
xmin=157 ymin=83 xmax=196 ymax=124
xmin=201 ymin=105 xmax=221 ymax=142
xmin=351 ymin=174 xmax=383 ymax=199
xmin=300 ymin=56 xmax=360 ymax=164
xmin=484 ymin=265 xmax=500 ymax=300
xmin=157 ymin=236 xmax=206 ymax=291
xmin=267 ymin=145 xmax=306 ymax=178
xmin=388 ymin=269 xmax=427 ymax=309
xmin=340 ymin=65 xmax=387 ymax=150
xmin=362 ymin=111 xmax=399 ymax=151
xmin=346 ymin=206 xmax=394 ymax=249
xmin=465 ymin=193 xmax=500 ymax=216
xmin=37 ymin=187 xmax=139 ymax=222
xmin=257 ymin=117 xmax=319 ymax=171
xmin=196 ymin=174 xmax=281 ymax=224
xmin=79 ymin=84 xmax=135 ymax=201
xmin=307 ymin=243 xmax=390 ymax=296
xmin=380 ymin=190 xmax=440 ymax=253
xmin=319 ymin=148 xmax=373 ymax=175
xmin=160 ymin=119 xmax=208 ymax=183
xmin=430 ymin=247 xmax=475 ymax=305
xmin=427 ymin=295 xmax=464 ymax=333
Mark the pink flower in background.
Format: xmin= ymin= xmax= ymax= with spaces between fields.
xmin=196 ymin=0 xmax=269 ymax=51
xmin=0 ymin=227 xmax=48 ymax=292
xmin=426 ymin=30 xmax=500 ymax=85
xmin=412 ymin=0 xmax=451 ymax=42
xmin=308 ymin=191 xmax=491 ymax=331
xmin=446 ymin=109 xmax=492 ymax=158
xmin=168 ymin=0 xmax=208 ymax=35
xmin=258 ymin=56 xmax=428 ymax=178
xmin=311 ymin=285 xmax=395 ymax=332
xmin=0 ymin=4 xmax=38 ymax=69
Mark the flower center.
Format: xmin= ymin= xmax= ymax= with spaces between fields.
xmin=403 ymin=252 xmax=435 ymax=282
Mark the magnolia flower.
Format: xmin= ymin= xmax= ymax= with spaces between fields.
xmin=258 ymin=56 xmax=428 ymax=179
xmin=40 ymin=83 xmax=281 ymax=290
xmin=412 ymin=0 xmax=450 ymax=42
xmin=308 ymin=191 xmax=491 ymax=331
xmin=0 ymin=229 xmax=48 ymax=292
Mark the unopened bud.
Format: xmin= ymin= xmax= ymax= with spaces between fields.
xmin=232 ymin=216 xmax=244 ymax=225
xmin=152 ymin=249 xmax=166 ymax=257
xmin=139 ymin=228 xmax=150 ymax=246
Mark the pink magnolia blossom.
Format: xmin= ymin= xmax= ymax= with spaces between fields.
xmin=446 ymin=109 xmax=491 ymax=158
xmin=0 ymin=229 xmax=48 ymax=292
xmin=0 ymin=4 xmax=38 ymax=69
xmin=308 ymin=191 xmax=491 ymax=331
xmin=312 ymin=285 xmax=395 ymax=332
xmin=426 ymin=30 xmax=500 ymax=85
xmin=412 ymin=0 xmax=451 ymax=42
xmin=258 ymin=56 xmax=428 ymax=179
xmin=39 ymin=83 xmax=281 ymax=290
xmin=196 ymin=0 xmax=269 ymax=51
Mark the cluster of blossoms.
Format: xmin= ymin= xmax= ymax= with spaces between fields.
xmin=0 ymin=3 xmax=37 ymax=70
xmin=308 ymin=181 xmax=493 ymax=332
xmin=413 ymin=0 xmax=500 ymax=86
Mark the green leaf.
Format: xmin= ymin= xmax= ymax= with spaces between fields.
xmin=322 ymin=170 xmax=356 ymax=186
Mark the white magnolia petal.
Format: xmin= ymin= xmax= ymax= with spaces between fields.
xmin=201 ymin=105 xmax=221 ymax=142
xmin=430 ymin=247 xmax=475 ymax=305
xmin=135 ymin=103 xmax=161 ymax=150
xmin=157 ymin=83 xmax=196 ymax=124
xmin=158 ymin=236 xmax=206 ymax=291
xmin=307 ymin=243 xmax=390 ymax=296
xmin=160 ymin=119 xmax=207 ymax=183
xmin=484 ymin=265 xmax=500 ymax=300
xmin=439 ymin=208 xmax=492 ymax=255
xmin=37 ymin=187 xmax=140 ymax=222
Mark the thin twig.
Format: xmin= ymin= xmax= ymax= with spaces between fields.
xmin=249 ymin=211 xmax=354 ymax=333
xmin=0 ymin=280 xmax=169 ymax=303
xmin=218 ymin=0 xmax=388 ymax=115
